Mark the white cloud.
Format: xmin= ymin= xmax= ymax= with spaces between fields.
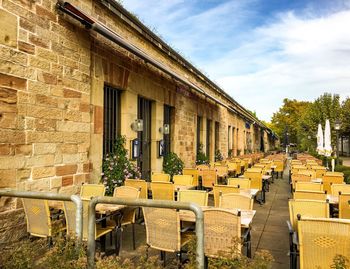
xmin=122 ymin=1 xmax=350 ymax=121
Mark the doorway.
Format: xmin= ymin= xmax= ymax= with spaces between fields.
xmin=138 ymin=97 xmax=152 ymax=180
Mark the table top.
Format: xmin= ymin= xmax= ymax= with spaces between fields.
xmin=326 ymin=194 xmax=338 ymax=204
xmin=271 ymin=165 xmax=277 ymax=169
xmin=208 ymin=188 xmax=259 ymax=197
xmin=262 ymin=175 xmax=272 ymax=180
xmin=147 ymin=182 xmax=195 ymax=192
xmin=179 ymin=207 xmax=256 ymax=228
xmin=48 ymin=200 xmax=126 ymax=214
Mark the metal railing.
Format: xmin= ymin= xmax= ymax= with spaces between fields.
xmin=87 ymin=197 xmax=204 ymax=269
xmin=0 ymin=190 xmax=83 ymax=241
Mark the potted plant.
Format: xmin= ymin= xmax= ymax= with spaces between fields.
xmin=163 ymin=152 xmax=184 ymax=180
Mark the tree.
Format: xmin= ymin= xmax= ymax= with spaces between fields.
xmin=297 ymin=93 xmax=341 ymax=152
xmin=270 ymin=98 xmax=311 ymax=146
xmin=341 ymin=97 xmax=350 ymax=134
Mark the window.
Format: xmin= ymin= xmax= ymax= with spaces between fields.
xmin=197 ymin=116 xmax=202 ymax=154
xmin=206 ymin=119 xmax=212 ymax=158
xmin=103 ymin=85 xmax=120 ymax=155
xmin=215 ymin=121 xmax=219 ymax=152
xmin=228 ymin=126 xmax=231 ymax=151
xmin=163 ymin=105 xmax=173 ymax=156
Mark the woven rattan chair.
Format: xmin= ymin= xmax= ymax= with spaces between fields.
xmin=219 ymin=192 xmax=253 ymax=210
xmin=313 ymin=166 xmax=327 ymax=178
xmin=322 ymin=172 xmax=344 ymax=193
xmin=196 ymin=164 xmax=210 ymax=171
xmin=243 ymin=169 xmax=264 ymax=203
xmin=287 ymin=199 xmax=330 ymax=269
xmin=212 ymin=184 xmax=240 ymax=207
xmin=22 ymin=198 xmax=55 ymax=243
xmin=214 ymin=165 xmax=229 ymax=182
xmin=143 ymin=207 xmax=192 ymax=266
xmin=173 ymin=175 xmax=193 ymax=186
xmin=80 ymin=184 xmax=106 ymax=199
xmin=227 ymin=162 xmax=238 ymax=176
xmin=291 ymin=174 xmax=312 ymax=190
xmin=151 ymin=173 xmax=171 ymax=182
xmin=177 ymin=190 xmax=208 ymax=206
xmin=295 ymin=182 xmax=323 ymax=192
xmin=183 ymin=168 xmax=199 ymax=187
xmin=151 ymin=181 xmax=174 ymax=200
xmin=273 ymin=160 xmax=284 ymax=178
xmin=297 ymin=217 xmax=350 ymax=269
xmin=63 ymin=200 xmax=116 ymax=251
xmin=125 ymin=179 xmax=148 ymax=199
xmin=338 ymin=193 xmax=350 ymax=219
xmin=331 ymin=183 xmax=350 ymax=196
xmin=203 ymin=208 xmax=251 ymax=260
xmin=227 ymin=178 xmax=251 ymax=189
xmin=201 ymin=169 xmax=217 ymax=189
xmin=293 ymin=190 xmax=327 ymax=201
xmin=113 ymin=186 xmax=140 ymax=250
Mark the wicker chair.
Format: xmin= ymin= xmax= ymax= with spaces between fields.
xmin=183 ymin=168 xmax=199 ymax=187
xmin=214 ymin=165 xmax=229 ymax=182
xmin=173 ymin=175 xmax=193 ymax=186
xmin=322 ymin=172 xmax=344 ymax=193
xmin=331 ymin=183 xmax=350 ymax=196
xmin=201 ymin=169 xmax=217 ymax=189
xmin=227 ymin=162 xmax=238 ymax=176
xmin=151 ymin=181 xmax=174 ymax=200
xmin=22 ymin=198 xmax=55 ymax=243
xmin=295 ymin=182 xmax=323 ymax=192
xmin=212 ymin=184 xmax=240 ymax=207
xmin=80 ymin=184 xmax=105 ymax=199
xmin=203 ymin=208 xmax=251 ymax=260
xmin=293 ymin=190 xmax=327 ymax=201
xmin=143 ymin=207 xmax=192 ymax=266
xmin=63 ymin=200 xmax=116 ymax=251
xmin=291 ymin=174 xmax=312 ymax=190
xmin=243 ymin=169 xmax=264 ymax=203
xmin=313 ymin=166 xmax=327 ymax=178
xmin=113 ymin=186 xmax=140 ymax=250
xmin=273 ymin=160 xmax=284 ymax=178
xmin=338 ymin=193 xmax=350 ymax=219
xmin=177 ymin=190 xmax=208 ymax=206
xmin=219 ymin=193 xmax=253 ymax=210
xmin=227 ymin=178 xmax=251 ymax=189
xmin=297 ymin=217 xmax=350 ymax=269
xmin=287 ymin=199 xmax=330 ymax=269
xmin=125 ymin=179 xmax=148 ymax=199
xmin=151 ymin=173 xmax=171 ymax=182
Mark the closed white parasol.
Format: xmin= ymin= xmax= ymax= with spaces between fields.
xmin=316 ymin=123 xmax=324 ymax=155
xmin=324 ymin=119 xmax=332 ymax=157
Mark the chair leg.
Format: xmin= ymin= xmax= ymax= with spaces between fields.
xmin=132 ymin=223 xmax=136 ymax=250
xmin=176 ymin=252 xmax=182 ymax=268
xmin=204 ymin=256 xmax=209 ymax=269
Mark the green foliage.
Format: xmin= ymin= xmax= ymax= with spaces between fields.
xmin=331 ymin=254 xmax=350 ymax=269
xmin=196 ymin=143 xmax=209 ymax=165
xmin=228 ymin=149 xmax=234 ymax=158
xmin=101 ymin=136 xmax=141 ymax=195
xmin=215 ymin=149 xmax=223 ymax=162
xmin=163 ymin=152 xmax=184 ymax=180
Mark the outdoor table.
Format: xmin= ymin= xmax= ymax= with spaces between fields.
xmin=208 ymin=188 xmax=259 ymax=197
xmin=147 ymin=182 xmax=194 ymax=192
xmin=271 ymin=165 xmax=277 ymax=181
xmin=179 ymin=207 xmax=256 ymax=228
xmin=311 ymin=178 xmax=323 ymax=183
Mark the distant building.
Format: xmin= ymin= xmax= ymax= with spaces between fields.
xmin=0 ymin=0 xmax=277 ymax=243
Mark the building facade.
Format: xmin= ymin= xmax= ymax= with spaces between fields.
xmin=0 ymin=0 xmax=277 ymax=243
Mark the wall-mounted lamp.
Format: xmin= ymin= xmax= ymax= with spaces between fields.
xmin=131 ymin=119 xmax=143 ymax=132
xmin=159 ymin=124 xmax=170 ymax=135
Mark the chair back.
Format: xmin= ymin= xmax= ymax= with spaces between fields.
xmin=291 ymin=173 xmax=312 ymax=189
xmin=203 ymin=209 xmax=241 ymax=258
xmin=173 ymin=175 xmax=193 ymax=186
xmin=151 ymin=181 xmax=174 ymax=200
xmin=63 ymin=201 xmax=76 ymax=237
xmin=293 ymin=190 xmax=327 ymax=201
xmin=322 ymin=172 xmax=344 ymax=193
xmin=235 ymin=160 xmax=242 ymax=175
xmin=125 ymin=179 xmax=148 ymax=199
xmin=196 ymin=164 xmax=209 ymax=171
xmin=214 ymin=165 xmax=228 ymax=178
xmin=151 ymin=173 xmax=171 ymax=182
xmin=331 ymin=183 xmax=350 ymax=196
xmin=227 ymin=162 xmax=238 ymax=174
xmin=295 ymin=182 xmax=323 ymax=192
xmin=213 ymin=184 xmax=240 ymax=207
xmin=183 ymin=168 xmax=199 ymax=186
xmin=177 ymin=190 xmax=208 ymax=206
xmin=143 ymin=207 xmax=180 ymax=252
xmin=288 ymin=199 xmax=329 ymax=230
xmin=201 ymin=169 xmax=217 ymax=188
xmin=113 ymin=186 xmax=140 ymax=199
xmin=297 ymin=217 xmax=350 ymax=269
xmin=313 ymin=166 xmax=327 ymax=178
xmin=244 ymin=169 xmax=263 ymax=190
xmin=339 ymin=193 xmax=350 ymax=219
xmin=22 ymin=198 xmax=51 ymax=237
xmin=273 ymin=160 xmax=284 ymax=172
xmin=227 ymin=178 xmax=251 ymax=189
xmin=219 ymin=193 xmax=253 ymax=210
xmin=80 ymin=184 xmax=105 ymax=199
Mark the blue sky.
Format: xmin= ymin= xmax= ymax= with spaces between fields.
xmin=122 ymin=0 xmax=350 ymax=121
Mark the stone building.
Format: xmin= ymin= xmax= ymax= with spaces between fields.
xmin=0 ymin=0 xmax=277 ymax=243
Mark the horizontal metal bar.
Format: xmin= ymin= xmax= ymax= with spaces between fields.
xmin=87 ymin=197 xmax=204 ymax=269
xmin=0 ymin=190 xmax=83 ymax=241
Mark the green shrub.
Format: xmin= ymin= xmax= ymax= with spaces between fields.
xmin=331 ymin=254 xmax=350 ymax=269
xmin=215 ymin=149 xmax=223 ymax=162
xmin=163 ymin=152 xmax=184 ymax=180
xmin=101 ymin=135 xmax=141 ymax=195
xmin=335 ymin=165 xmax=349 ymax=172
xmin=196 ymin=143 xmax=209 ymax=165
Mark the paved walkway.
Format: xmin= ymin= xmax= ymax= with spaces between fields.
xmin=118 ymin=167 xmax=292 ymax=268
